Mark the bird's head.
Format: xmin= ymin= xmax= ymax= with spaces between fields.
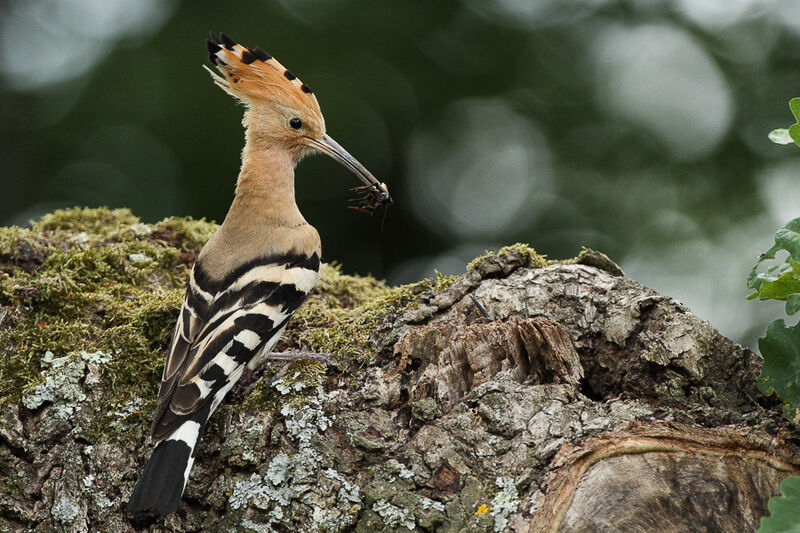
xmin=205 ymin=33 xmax=391 ymax=207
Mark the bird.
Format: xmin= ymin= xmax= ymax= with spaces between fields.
xmin=126 ymin=32 xmax=391 ymax=520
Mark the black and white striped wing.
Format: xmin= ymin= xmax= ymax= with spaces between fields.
xmin=128 ymin=252 xmax=320 ymax=517
xmin=150 ymin=252 xmax=320 ymax=441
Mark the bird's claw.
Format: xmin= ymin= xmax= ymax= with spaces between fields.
xmin=266 ymin=351 xmax=336 ymax=385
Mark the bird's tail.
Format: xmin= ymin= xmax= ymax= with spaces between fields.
xmin=126 ymin=407 xmax=210 ymax=520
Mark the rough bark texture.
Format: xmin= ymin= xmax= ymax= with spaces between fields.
xmin=0 ymin=212 xmax=797 ymax=533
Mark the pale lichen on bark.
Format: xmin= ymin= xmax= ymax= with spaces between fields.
xmin=0 ymin=208 xmax=797 ymax=532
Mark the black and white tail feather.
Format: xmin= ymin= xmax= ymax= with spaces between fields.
xmin=126 ymin=251 xmax=320 ymax=519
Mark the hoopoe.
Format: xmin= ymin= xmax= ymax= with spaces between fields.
xmin=126 ymin=32 xmax=391 ymax=519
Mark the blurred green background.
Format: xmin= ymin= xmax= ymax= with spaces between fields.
xmin=1 ymin=0 xmax=798 ymax=347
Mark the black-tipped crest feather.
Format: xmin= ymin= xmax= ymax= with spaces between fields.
xmin=252 ymin=47 xmax=272 ymax=61
xmin=219 ymin=32 xmax=236 ymax=50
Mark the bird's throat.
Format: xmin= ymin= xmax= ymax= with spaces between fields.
xmin=226 ymin=141 xmax=305 ymax=230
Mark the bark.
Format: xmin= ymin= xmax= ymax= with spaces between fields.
xmin=1 ymin=238 xmax=797 ymax=533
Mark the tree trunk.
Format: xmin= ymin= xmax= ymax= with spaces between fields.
xmin=0 ymin=210 xmax=795 ymax=533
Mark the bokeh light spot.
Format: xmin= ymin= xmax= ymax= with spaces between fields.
xmin=592 ymin=23 xmax=733 ymax=160
xmin=406 ymin=99 xmax=553 ymax=239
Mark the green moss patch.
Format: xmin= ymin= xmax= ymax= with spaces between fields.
xmin=0 ymin=207 xmax=216 ymax=413
xmin=466 ymin=243 xmax=548 ymax=272
xmin=0 ymin=207 xmax=551 ymax=425
xmin=0 ymin=207 xmax=431 ymax=421
xmin=284 ymin=264 xmax=463 ymax=362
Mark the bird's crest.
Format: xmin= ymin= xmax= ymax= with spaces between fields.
xmin=204 ymin=32 xmax=321 ymax=117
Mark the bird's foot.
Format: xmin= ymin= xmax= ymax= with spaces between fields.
xmin=266 ymin=351 xmax=336 ymax=363
xmin=266 ymin=351 xmax=336 ymax=384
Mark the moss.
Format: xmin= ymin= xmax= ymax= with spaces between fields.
xmin=433 ymin=269 xmax=459 ymax=292
xmin=0 ymin=226 xmax=34 ymax=256
xmin=1 ymin=207 xmax=553 ymax=438
xmin=0 ymin=207 xmax=197 ymax=414
xmin=0 ymin=207 xmax=426 ymax=427
xmin=237 ymin=359 xmax=325 ymax=414
xmin=466 ymin=243 xmax=548 ymax=272
xmin=152 ymin=216 xmax=218 ymax=251
xmin=32 ymin=206 xmax=140 ymax=235
xmin=281 ymin=263 xmax=427 ymax=364
xmin=224 ymin=265 xmax=448 ymax=412
xmin=411 ymin=398 xmax=437 ymax=422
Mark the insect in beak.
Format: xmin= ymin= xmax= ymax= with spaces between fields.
xmin=348 ymin=184 xmax=393 ymax=215
xmin=305 ymin=134 xmax=393 ymax=213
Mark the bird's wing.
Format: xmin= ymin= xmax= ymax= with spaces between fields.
xmin=149 ymin=252 xmax=320 ymax=440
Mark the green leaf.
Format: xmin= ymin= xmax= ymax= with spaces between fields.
xmin=790 ymin=98 xmax=800 ymax=122
xmin=769 ymin=99 xmax=800 ymax=147
xmin=773 ymin=222 xmax=800 ymax=261
xmin=757 ymin=320 xmax=800 ymax=411
xmin=790 ymin=123 xmax=800 ymax=147
xmin=788 ymin=294 xmax=800 ymax=316
xmin=755 ymin=261 xmax=794 ymax=284
xmin=757 ymin=271 xmax=800 ymax=300
xmin=749 ymin=219 xmax=800 ymax=303
xmin=758 ymin=475 xmax=800 ymax=533
xmin=770 ymin=128 xmax=795 ymax=145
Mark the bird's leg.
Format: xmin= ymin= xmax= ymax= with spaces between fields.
xmin=265 ymin=351 xmax=337 ymax=384
xmin=266 ymin=351 xmax=336 ymax=363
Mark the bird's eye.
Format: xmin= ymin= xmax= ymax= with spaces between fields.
xmin=289 ymin=118 xmax=303 ymax=130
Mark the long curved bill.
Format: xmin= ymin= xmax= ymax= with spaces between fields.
xmin=306 ymin=134 xmax=392 ymax=208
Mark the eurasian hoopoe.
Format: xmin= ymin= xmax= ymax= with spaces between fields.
xmin=126 ymin=32 xmax=391 ymax=520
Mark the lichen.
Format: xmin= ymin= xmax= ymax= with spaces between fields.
xmin=22 ymin=350 xmax=111 ymax=419
xmin=0 ymin=207 xmax=479 ymax=424
xmin=238 ymin=363 xmax=324 ymax=414
xmin=325 ymin=468 xmax=361 ymax=504
xmin=0 ymin=208 xmax=216 ymax=421
xmin=372 ymin=499 xmax=416 ymax=531
xmin=229 ymin=470 xmax=291 ymax=511
xmin=280 ymin=387 xmax=333 ymax=446
xmin=420 ymin=497 xmax=445 ymax=513
xmin=490 ymin=476 xmax=519 ymax=532
xmin=241 ymin=518 xmax=276 ymax=533
xmin=51 ymin=496 xmax=80 ymax=523
xmin=1 ymin=207 xmax=551 ymax=533
xmin=228 ymin=386 xmax=363 ymax=531
xmin=80 ymin=350 xmax=112 ymax=365
xmin=265 ymin=452 xmax=291 ymax=486
xmin=386 ymin=459 xmax=415 ymax=481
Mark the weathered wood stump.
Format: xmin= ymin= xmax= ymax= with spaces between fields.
xmin=0 ymin=209 xmax=794 ymax=532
